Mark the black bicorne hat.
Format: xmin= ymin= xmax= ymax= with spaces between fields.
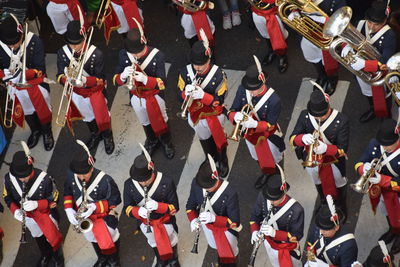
xmin=262 ymin=174 xmax=290 ymax=201
xmin=130 ymin=154 xmax=153 ymax=182
xmin=124 ymin=28 xmax=145 ymax=54
xmin=195 ymin=161 xmax=218 ymax=189
xmin=315 ymin=204 xmax=338 ymax=230
xmin=307 ymin=90 xmax=329 ymax=117
xmin=0 ymin=15 xmax=22 ymax=46
xmin=10 ymin=151 xmax=33 ymax=178
xmin=365 ymin=1 xmax=389 ymax=23
xmin=376 ymin=119 xmax=399 ymax=146
xmin=190 ymin=41 xmax=210 ymax=65
xmin=65 ymin=20 xmax=85 ymax=45
xmin=241 ymin=64 xmax=264 ymax=91
xmin=364 ymin=244 xmax=393 ymax=267
xmin=69 ymin=145 xmax=94 ymax=175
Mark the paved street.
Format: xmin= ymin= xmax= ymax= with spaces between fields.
xmin=1 ymin=1 xmax=400 ymax=266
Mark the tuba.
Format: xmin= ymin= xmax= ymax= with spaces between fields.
xmin=351 ymin=157 xmax=382 ymax=194
xmin=323 ymin=6 xmax=385 ymax=86
xmin=56 ymin=27 xmax=94 ymax=127
xmin=276 ymin=0 xmax=332 ymax=50
xmin=302 ymin=120 xmax=322 ymax=168
xmin=95 ymin=0 xmax=111 ymax=29
xmin=172 ymin=0 xmax=214 ymax=12
xmin=384 ymin=52 xmax=400 ymax=105
xmin=74 ymin=181 xmax=93 ymax=234
xmin=228 ymin=104 xmax=255 ymax=142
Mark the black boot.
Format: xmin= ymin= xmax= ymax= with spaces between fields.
xmin=359 ymin=97 xmax=375 ymax=123
xmin=324 ymin=75 xmax=338 ymax=96
xmin=218 ymin=258 xmax=237 ymax=267
xmin=313 ymin=62 xmax=327 ymax=89
xmin=262 ymin=39 xmax=275 ymax=65
xmin=379 ymin=216 xmax=396 ymax=244
xmin=86 ymin=120 xmax=102 ymax=151
xmin=314 ymin=184 xmax=326 ymax=215
xmin=35 ymin=236 xmax=52 ymax=267
xmin=102 ymin=129 xmax=115 ymax=155
xmin=167 ymin=246 xmax=180 ymax=267
xmin=106 ymin=240 xmax=120 ymax=267
xmin=391 ymin=235 xmax=400 ymax=254
xmin=25 ymin=113 xmax=42 ymax=148
xmin=143 ymin=125 xmax=160 ymax=155
xmin=159 ymin=131 xmax=175 ymax=159
xmin=92 ymin=242 xmax=108 ymax=267
xmin=41 ymin=123 xmax=54 ymax=151
xmin=337 ymin=185 xmax=347 ymax=224
xmin=278 ymin=54 xmax=288 ymax=73
xmin=217 ymin=147 xmax=229 ymax=178
xmin=199 ymin=137 xmax=218 ymax=161
xmin=153 ymin=247 xmax=165 ymax=267
xmin=52 ymin=247 xmax=65 ymax=267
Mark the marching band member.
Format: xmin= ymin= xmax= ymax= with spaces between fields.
xmin=305 ymin=196 xmax=358 ymax=267
xmin=355 ymin=119 xmax=400 ymax=254
xmin=363 ymin=241 xmax=395 ymax=267
xmin=110 ymin=0 xmax=144 ymax=36
xmin=251 ymin=0 xmax=289 ymax=73
xmin=46 ymin=0 xmax=87 ymax=34
xmin=56 ymin=20 xmax=115 ymax=154
xmin=0 ymin=15 xmax=54 ymax=151
xmin=186 ymin=156 xmax=241 ymax=267
xmin=64 ymin=140 xmax=121 ymax=267
xmin=123 ymin=146 xmax=180 ymax=266
xmin=290 ymin=88 xmax=349 ymax=218
xmin=175 ymin=0 xmax=216 ymax=47
xmin=342 ymin=1 xmax=397 ymax=123
xmin=249 ymin=165 xmax=304 ymax=267
xmin=228 ymin=57 xmax=285 ymax=186
xmin=113 ymin=25 xmax=175 ymax=159
xmin=177 ymin=33 xmax=229 ymax=177
xmin=291 ymin=0 xmax=346 ymax=95
xmin=3 ymin=142 xmax=63 ymax=267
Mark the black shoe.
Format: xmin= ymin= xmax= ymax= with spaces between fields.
xmin=262 ymin=52 xmax=275 ymax=65
xmin=28 ymin=130 xmax=41 ymax=148
xmin=43 ymin=131 xmax=54 ymax=151
xmin=278 ymin=55 xmax=288 ymax=73
xmin=102 ymin=131 xmax=115 ymax=155
xmin=143 ymin=125 xmax=160 ymax=155
xmin=390 ymin=235 xmax=400 ymax=254
xmin=379 ymin=229 xmax=396 ymax=244
xmin=52 ymin=248 xmax=65 ymax=267
xmin=86 ymin=133 xmax=102 ymax=151
xmin=159 ymin=132 xmax=175 ymax=159
xmin=36 ymin=255 xmax=51 ymax=267
xmin=93 ymin=257 xmax=108 ymax=267
xmin=324 ymin=76 xmax=338 ymax=96
xmin=217 ymin=148 xmax=229 ymax=178
xmin=359 ymin=109 xmax=375 ymax=123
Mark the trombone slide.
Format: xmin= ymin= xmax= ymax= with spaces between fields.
xmin=3 ymin=89 xmax=15 ymax=128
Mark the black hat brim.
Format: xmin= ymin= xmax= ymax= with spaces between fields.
xmin=263 ymin=183 xmax=290 ymax=200
xmin=365 ymin=9 xmax=387 ymax=23
xmin=69 ymin=161 xmax=93 ymax=175
xmin=377 ymin=136 xmax=398 ymax=146
xmin=64 ymin=34 xmax=84 ymax=45
xmin=315 ymin=214 xmax=336 ymax=230
xmin=241 ymin=76 xmax=263 ymax=91
xmin=1 ymin=35 xmax=22 ymax=46
xmin=195 ymin=176 xmax=218 ymax=189
xmin=124 ymin=39 xmax=145 ymax=54
xmin=9 ymin=164 xmax=33 ymax=178
xmin=129 ymin=166 xmax=153 ymax=182
xmin=307 ymin=101 xmax=329 ymax=117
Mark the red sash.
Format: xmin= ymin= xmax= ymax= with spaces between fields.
xmin=372 ymin=85 xmax=389 ymax=118
xmin=12 ymin=96 xmax=25 ymax=128
xmin=29 ymin=210 xmax=63 ymax=251
xmin=15 ymin=76 xmax=52 ymax=125
xmin=252 ymin=6 xmax=287 ymax=55
xmin=206 ymin=224 xmax=235 ymax=263
xmin=245 ymin=126 xmax=276 ymax=174
xmin=112 ymin=0 xmax=143 ymax=29
xmin=131 ymin=89 xmax=168 ymax=136
xmin=50 ymin=0 xmax=88 ymax=29
xmin=369 ymin=187 xmax=400 ymax=229
xmin=319 ymin=163 xmax=338 ymax=200
xmin=322 ymin=50 xmax=339 ymax=76
xmin=265 ymin=237 xmax=297 ymax=267
xmin=66 ymin=101 xmax=83 ymax=135
xmin=90 ymin=216 xmax=116 ymax=254
xmin=189 ymin=102 xmax=227 ymax=151
xmin=181 ymin=8 xmax=214 ymax=46
xmin=103 ymin=5 xmax=121 ymax=44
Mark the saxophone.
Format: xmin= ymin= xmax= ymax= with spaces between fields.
xmin=74 ymin=181 xmax=93 ymax=233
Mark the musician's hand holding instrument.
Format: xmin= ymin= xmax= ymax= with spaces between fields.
xmin=260 ymin=224 xmax=276 ymax=237
xmin=133 ymin=71 xmax=148 ymax=85
xmin=65 ymin=208 xmax=78 ymax=225
xmin=121 ymin=66 xmax=135 ymax=82
xmin=81 ymin=203 xmax=96 ymax=219
xmin=145 ymin=199 xmax=158 ymax=211
xmin=241 ymin=116 xmax=258 ymax=129
xmin=350 ymin=57 xmax=366 ymax=71
xmin=368 ymin=172 xmax=382 ymax=185
xmin=190 ymin=218 xmax=200 ymax=232
xmin=199 ymin=211 xmax=216 ymax=224
xmin=14 ymin=209 xmax=24 ymax=222
xmin=23 ymin=200 xmax=38 ymax=212
xmin=191 ymin=86 xmax=205 ymax=100
xmin=313 ymin=141 xmax=327 ymax=155
xmin=302 ymin=133 xmax=314 ymax=145
xmin=138 ymin=206 xmax=149 ymax=219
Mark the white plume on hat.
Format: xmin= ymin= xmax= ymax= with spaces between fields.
xmin=139 ymin=143 xmax=154 ymax=170
xmin=76 ymin=139 xmax=94 ymax=166
xmin=253 ymin=55 xmax=265 ymax=83
xmin=132 ymin=17 xmax=147 ymax=44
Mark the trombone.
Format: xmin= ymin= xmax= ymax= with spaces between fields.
xmin=177 ymin=72 xmax=199 ymax=120
xmin=56 ymin=27 xmax=94 ymax=127
xmin=228 ymin=104 xmax=255 ymax=142
xmin=95 ymin=0 xmax=111 ymax=29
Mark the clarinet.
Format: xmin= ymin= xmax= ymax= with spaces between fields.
xmin=144 ymin=186 xmax=152 ymax=233
xmin=248 ymin=205 xmax=273 ymax=267
xmin=20 ymin=182 xmax=27 ymax=243
xmin=191 ymin=191 xmax=209 ymax=254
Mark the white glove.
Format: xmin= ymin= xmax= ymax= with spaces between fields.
xmin=23 ymin=200 xmax=38 ymax=212
xmin=241 ymin=116 xmax=258 ymax=129
xmin=251 ymin=231 xmax=261 ymax=244
xmin=351 ymin=57 xmax=365 ymax=71
xmin=69 ymin=76 xmax=87 ymax=88
xmin=65 ymin=208 xmax=78 ymax=225
xmin=192 ymin=87 xmax=205 ymax=100
xmin=363 ymin=162 xmax=372 ymax=174
xmin=389 ymin=76 xmax=399 ymax=84
xmin=233 ymin=112 xmax=244 ymax=123
xmin=133 ymin=71 xmax=148 ymax=85
xmin=185 ymin=84 xmax=195 ymax=96
xmin=120 ymin=66 xmax=134 ymax=81
xmin=260 ymin=224 xmax=276 ymax=237
xmin=307 ymin=261 xmax=320 ymax=267
xmin=81 ymin=203 xmax=96 ymax=219
xmin=3 ymin=69 xmax=13 ymax=80
xmin=341 ymin=45 xmax=354 ymax=57
xmin=308 ymin=14 xmax=326 ymax=24
xmin=14 ymin=209 xmax=23 ymax=222
xmin=313 ymin=141 xmax=327 ymax=155
xmin=199 ymin=211 xmax=216 ymax=224
xmin=190 ymin=218 xmax=200 ymax=232
xmin=351 ymin=261 xmax=363 ymax=267
xmin=288 ymin=11 xmax=301 ymax=21
xmin=302 ymin=133 xmax=314 ymax=145
xmin=145 ymin=199 xmax=158 ymax=211
xmin=369 ymin=172 xmax=382 ymax=184
xmin=138 ymin=206 xmax=149 ymax=219
xmin=396 ymin=92 xmax=400 ymax=100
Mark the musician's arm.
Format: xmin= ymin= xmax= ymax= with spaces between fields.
xmin=35 ymin=176 xmax=54 ymax=212
xmin=177 ymin=73 xmax=187 ymax=100
xmin=63 ymin=174 xmax=75 ymax=210
xmin=289 ymin=110 xmax=308 ymax=147
xmin=228 ymin=87 xmax=245 ymax=122
xmin=338 ymin=239 xmax=358 ymax=267
xmin=146 ymin=51 xmax=166 ymax=91
xmin=29 ymin=36 xmax=46 ymax=75
xmin=154 ymin=179 xmax=178 ymax=215
xmin=123 ymin=180 xmax=140 ymax=218
xmin=56 ymin=49 xmax=68 ymax=85
xmin=255 ymin=95 xmax=281 ymax=133
xmin=275 ymin=204 xmax=304 ymax=242
xmin=249 ymin=193 xmax=265 ymax=233
xmin=325 ymin=115 xmax=349 ymax=157
xmin=186 ymin=179 xmax=200 ymax=221
xmin=220 ymin=191 xmax=240 ymax=229
xmin=3 ymin=178 xmax=19 ymax=214
xmin=200 ymin=70 xmax=227 ymax=106
xmin=84 ymin=50 xmax=105 ymax=87
xmin=113 ymin=50 xmax=127 ymax=86
xmin=354 ymin=139 xmax=378 ymax=175
xmin=93 ymin=177 xmax=121 ymax=214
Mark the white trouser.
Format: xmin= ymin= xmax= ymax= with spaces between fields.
xmin=188 ymin=114 xmax=225 ymax=140
xmin=130 ymin=94 xmax=168 ymax=126
xmin=264 ymin=240 xmax=301 ymax=267
xmin=245 ymin=138 xmax=283 ymax=163
xmin=140 ymin=223 xmax=178 ymax=248
xmin=357 ymin=76 xmax=373 ymax=97
xmin=71 ymin=92 xmax=96 ymax=122
xmin=83 ymin=224 xmax=120 ymax=243
xmin=9 ymin=83 xmax=52 ymax=116
xmin=202 ymin=224 xmax=239 ymax=256
xmin=377 ymin=195 xmax=400 ymax=216
xmin=252 ymin=12 xmax=288 ymax=40
xmin=303 ymin=258 xmax=329 ymax=267
xmin=305 ymin=164 xmax=347 ymax=187
xmin=181 ymin=13 xmax=215 ymax=39
xmin=46 ymin=2 xmax=73 ymax=34
xmin=26 ymin=215 xmax=58 ymax=238
xmin=110 ymin=2 xmax=143 ymax=34
xmin=301 ymin=38 xmax=322 ymax=63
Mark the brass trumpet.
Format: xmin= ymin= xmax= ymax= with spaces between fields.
xmin=228 ymin=104 xmax=255 ymax=142
xmin=172 ymin=0 xmax=214 ymax=12
xmin=384 ymin=52 xmax=400 ymax=105
xmin=126 ymin=56 xmax=139 ymax=91
xmin=351 ymin=157 xmax=383 ymax=194
xmin=276 ymin=0 xmax=332 ymax=50
xmin=177 ymin=72 xmax=199 ymax=120
xmin=302 ymin=121 xmax=322 ymax=168
xmin=95 ymin=0 xmax=111 ymax=29
xmin=248 ymin=0 xmax=272 ymax=10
